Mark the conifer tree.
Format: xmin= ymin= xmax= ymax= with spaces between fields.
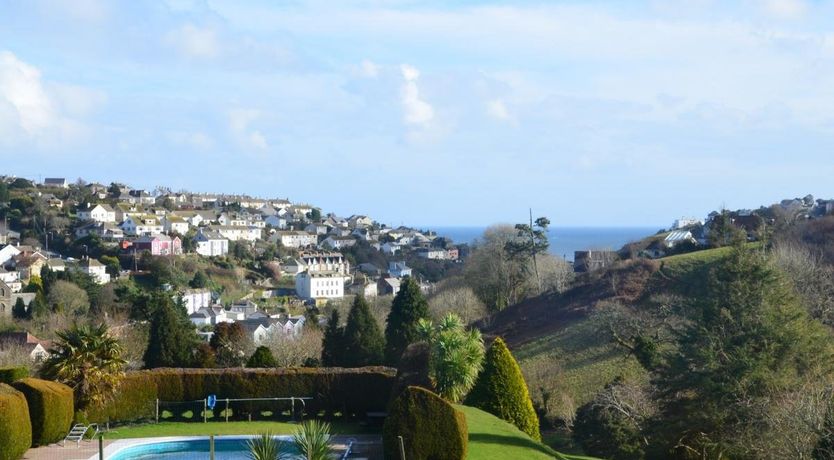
xmin=143 ymin=293 xmax=199 ymax=368
xmin=246 ymin=346 xmax=277 ymax=368
xmin=384 ymin=277 xmax=430 ymax=365
xmin=321 ymin=310 xmax=344 ymax=366
xmin=342 ymin=295 xmax=385 ymax=367
xmin=12 ymin=297 xmax=28 ymax=319
xmin=466 ymin=337 xmax=541 ymax=441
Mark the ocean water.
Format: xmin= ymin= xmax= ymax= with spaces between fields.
xmin=432 ymin=226 xmax=661 ymax=261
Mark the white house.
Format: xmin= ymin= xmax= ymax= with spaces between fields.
xmin=271 ymin=231 xmax=317 ymax=248
xmin=320 ymin=235 xmax=356 ymax=250
xmin=208 ymin=225 xmax=261 ymax=242
xmin=0 ymin=245 xmax=21 ymax=266
xmin=189 ymin=306 xmax=231 ymax=326
xmin=299 ymin=251 xmax=350 ymax=275
xmin=77 ymin=204 xmax=117 ymax=223
xmin=194 ymin=229 xmax=229 ymax=257
xmin=121 ymin=215 xmax=163 ymax=236
xmin=380 ymin=242 xmax=402 ymax=255
xmin=348 ymin=215 xmax=373 ymax=227
xmin=295 ymin=271 xmax=345 ymax=301
xmin=178 ymin=289 xmax=212 ymax=315
xmin=388 ymin=261 xmax=412 ymax=278
xmin=162 ymin=215 xmax=190 ymax=234
xmin=80 ymin=258 xmax=110 ymax=284
xmin=264 ymin=215 xmax=288 ymax=229
xmin=672 ymin=218 xmax=703 ymax=230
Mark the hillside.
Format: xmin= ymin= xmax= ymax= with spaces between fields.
xmin=478 ymin=247 xmax=735 ymax=428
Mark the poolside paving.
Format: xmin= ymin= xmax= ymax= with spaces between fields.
xmin=22 ymin=439 xmax=112 ymax=460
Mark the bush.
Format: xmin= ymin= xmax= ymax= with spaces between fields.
xmin=0 ymin=367 xmax=29 ymax=384
xmin=383 ymin=386 xmax=468 ymax=460
xmin=83 ymin=367 xmax=396 ymax=424
xmin=465 ymin=337 xmax=541 ymax=441
xmin=573 ymin=400 xmax=646 ymax=460
xmin=11 ymin=378 xmax=74 ymax=446
xmin=0 ymin=383 xmax=32 ymax=460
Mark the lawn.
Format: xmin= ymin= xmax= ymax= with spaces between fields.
xmin=104 ymin=420 xmax=380 ymax=440
xmin=458 ymin=405 xmax=598 ymax=460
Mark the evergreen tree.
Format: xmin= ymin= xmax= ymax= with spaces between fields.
xmin=321 ymin=310 xmax=344 ymax=366
xmin=342 ymin=295 xmax=385 ymax=367
xmin=466 ymin=337 xmax=541 ymax=441
xmin=12 ymin=297 xmax=28 ymax=319
xmin=143 ymin=293 xmax=199 ymax=368
xmin=654 ymin=244 xmax=833 ymax=457
xmin=246 ymin=346 xmax=277 ymax=368
xmin=189 ymin=270 xmax=209 ymax=289
xmin=384 ymin=277 xmax=430 ymax=365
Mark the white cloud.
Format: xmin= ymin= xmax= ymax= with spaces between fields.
xmin=359 ymin=59 xmax=379 ymax=78
xmin=229 ymin=109 xmax=268 ymax=150
xmin=0 ymin=50 xmax=96 ymax=147
xmin=400 ymin=64 xmax=433 ymax=126
xmin=168 ymin=130 xmax=214 ymax=150
xmin=167 ymin=24 xmax=220 ymax=59
xmin=760 ymin=0 xmax=808 ymax=19
xmin=486 ymin=99 xmax=512 ymax=122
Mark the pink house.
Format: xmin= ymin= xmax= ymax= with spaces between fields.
xmin=134 ymin=234 xmax=182 ymax=256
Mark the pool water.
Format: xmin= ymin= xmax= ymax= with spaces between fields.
xmin=110 ymin=438 xmax=302 ymax=460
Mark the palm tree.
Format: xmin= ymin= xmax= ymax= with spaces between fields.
xmin=417 ymin=313 xmax=485 ymax=402
xmin=246 ymin=432 xmax=291 ymax=460
xmin=41 ymin=323 xmax=126 ymax=408
xmin=293 ymin=420 xmax=334 ymax=460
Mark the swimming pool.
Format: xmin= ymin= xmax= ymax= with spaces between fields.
xmin=107 ymin=437 xmax=300 ymax=460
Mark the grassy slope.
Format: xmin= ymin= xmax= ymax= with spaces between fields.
xmin=459 ymin=405 xmax=598 ymax=460
xmin=482 ymin=246 xmax=735 ymax=452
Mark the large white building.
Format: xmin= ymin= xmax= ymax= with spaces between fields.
xmin=178 ymin=289 xmax=212 ymax=315
xmin=298 ymin=251 xmax=350 ymax=275
xmin=208 ymin=225 xmax=261 ymax=242
xmin=295 ymin=271 xmax=345 ymax=301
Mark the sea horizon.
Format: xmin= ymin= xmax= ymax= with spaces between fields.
xmin=429 ymin=225 xmax=662 ymax=261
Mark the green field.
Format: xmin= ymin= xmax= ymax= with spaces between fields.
xmin=459 ymin=405 xmax=598 ymax=460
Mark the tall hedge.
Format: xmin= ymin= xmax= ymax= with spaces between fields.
xmin=11 ymin=378 xmax=74 ymax=446
xmin=83 ymin=367 xmax=396 ymax=424
xmin=0 ymin=367 xmax=28 ymax=384
xmin=465 ymin=337 xmax=541 ymax=441
xmin=383 ymin=386 xmax=468 ymax=460
xmin=0 ymin=383 xmax=32 ymax=460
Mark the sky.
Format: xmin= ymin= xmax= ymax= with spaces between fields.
xmin=1 ymin=0 xmax=833 ymax=227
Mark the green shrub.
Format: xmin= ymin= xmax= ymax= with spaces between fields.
xmin=83 ymin=367 xmax=396 ymax=424
xmin=11 ymin=378 xmax=74 ymax=446
xmin=0 ymin=367 xmax=29 ymax=384
xmin=466 ymin=337 xmax=541 ymax=441
xmin=0 ymin=383 xmax=32 ymax=460
xmin=383 ymin=386 xmax=468 ymax=460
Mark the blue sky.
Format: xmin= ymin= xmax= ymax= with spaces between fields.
xmin=1 ymin=0 xmax=833 ymax=227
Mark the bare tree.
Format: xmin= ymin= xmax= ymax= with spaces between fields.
xmin=428 ymin=281 xmax=488 ymax=324
xmin=261 ymin=329 xmax=323 ymax=367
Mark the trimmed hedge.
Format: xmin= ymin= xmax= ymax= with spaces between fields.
xmin=83 ymin=367 xmax=396 ymax=424
xmin=466 ymin=337 xmax=541 ymax=441
xmin=11 ymin=378 xmax=74 ymax=446
xmin=0 ymin=367 xmax=28 ymax=384
xmin=383 ymin=386 xmax=468 ymax=460
xmin=0 ymin=383 xmax=32 ymax=460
